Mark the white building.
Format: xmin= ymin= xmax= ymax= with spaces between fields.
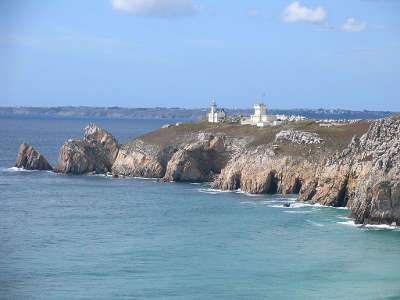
xmin=241 ymin=102 xmax=277 ymax=127
xmin=208 ymin=101 xmax=226 ymax=123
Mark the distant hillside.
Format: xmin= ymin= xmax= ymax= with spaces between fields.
xmin=0 ymin=106 xmax=395 ymax=120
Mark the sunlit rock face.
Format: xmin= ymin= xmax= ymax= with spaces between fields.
xmin=15 ymin=142 xmax=52 ymax=171
xmin=55 ymin=123 xmax=119 ymax=175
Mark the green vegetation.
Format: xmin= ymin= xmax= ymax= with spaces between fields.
xmin=138 ymin=118 xmax=371 ymax=158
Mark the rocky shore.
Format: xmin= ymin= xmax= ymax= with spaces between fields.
xmin=15 ymin=115 xmax=400 ymax=226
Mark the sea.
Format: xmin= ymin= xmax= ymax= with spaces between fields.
xmin=1 ymin=117 xmax=400 ymax=300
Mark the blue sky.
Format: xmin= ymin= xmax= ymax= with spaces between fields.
xmin=1 ymin=0 xmax=399 ymax=110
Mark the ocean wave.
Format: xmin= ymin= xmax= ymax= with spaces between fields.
xmin=197 ymin=188 xmax=232 ymax=195
xmin=337 ymin=220 xmax=399 ymax=231
xmin=268 ymin=202 xmax=313 ymax=209
xmin=337 ymin=220 xmax=361 ymax=227
xmin=3 ymin=167 xmax=36 ymax=172
xmin=284 ymin=210 xmax=313 ymax=214
xmin=306 ymin=220 xmax=324 ymax=227
xmin=132 ymin=176 xmax=156 ymax=180
xmin=364 ymin=224 xmax=398 ymax=230
xmin=234 ymin=189 xmax=263 ymax=197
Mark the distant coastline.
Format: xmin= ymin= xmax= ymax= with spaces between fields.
xmin=0 ymin=106 xmax=395 ymax=120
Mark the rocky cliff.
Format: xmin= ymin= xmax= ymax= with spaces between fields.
xmin=55 ymin=123 xmax=119 ymax=175
xmin=15 ymin=142 xmax=52 ymax=170
xmin=212 ymin=116 xmax=400 ymax=225
xmin=16 ymin=116 xmax=400 ymax=226
xmin=161 ymin=134 xmax=230 ymax=182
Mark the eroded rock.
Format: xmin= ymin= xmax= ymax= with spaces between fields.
xmin=15 ymin=143 xmax=52 ymax=170
xmin=55 ymin=123 xmax=119 ymax=175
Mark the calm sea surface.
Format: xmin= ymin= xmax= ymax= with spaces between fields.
xmin=1 ymin=117 xmax=400 ymax=300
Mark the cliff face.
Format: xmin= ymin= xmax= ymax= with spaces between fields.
xmin=16 ymin=116 xmax=400 ymax=225
xmin=212 ymin=117 xmax=400 ymax=225
xmin=112 ymin=140 xmax=170 ymax=178
xmin=15 ymin=143 xmax=52 ymax=170
xmin=55 ymin=123 xmax=119 ymax=175
xmin=211 ymin=150 xmax=312 ymax=194
xmin=349 ymin=118 xmax=400 ymax=225
xmin=161 ymin=135 xmax=230 ymax=182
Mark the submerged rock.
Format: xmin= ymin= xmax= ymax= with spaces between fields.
xmin=15 ymin=143 xmax=52 ymax=170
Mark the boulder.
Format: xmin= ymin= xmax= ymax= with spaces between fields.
xmin=55 ymin=123 xmax=119 ymax=175
xmin=15 ymin=143 xmax=52 ymax=170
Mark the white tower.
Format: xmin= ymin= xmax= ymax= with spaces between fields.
xmin=208 ymin=100 xmax=225 ymax=123
xmin=211 ymin=100 xmax=216 ymax=114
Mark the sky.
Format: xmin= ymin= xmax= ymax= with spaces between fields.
xmin=0 ymin=0 xmax=399 ymax=110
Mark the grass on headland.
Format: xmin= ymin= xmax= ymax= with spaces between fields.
xmin=136 ymin=118 xmax=371 ymax=157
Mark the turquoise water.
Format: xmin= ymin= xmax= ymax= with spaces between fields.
xmin=1 ymin=117 xmax=400 ymax=300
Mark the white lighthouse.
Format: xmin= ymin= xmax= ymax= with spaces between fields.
xmin=207 ymin=100 xmax=226 ymax=123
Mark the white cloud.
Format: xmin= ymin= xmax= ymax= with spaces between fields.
xmin=248 ymin=9 xmax=260 ymax=17
xmin=112 ymin=0 xmax=201 ymax=17
xmin=341 ymin=18 xmax=367 ymax=32
xmin=282 ymin=2 xmax=326 ymax=23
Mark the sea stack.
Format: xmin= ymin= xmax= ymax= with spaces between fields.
xmin=15 ymin=142 xmax=53 ymax=170
xmin=55 ymin=123 xmax=120 ymax=175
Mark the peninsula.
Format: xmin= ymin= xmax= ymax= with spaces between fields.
xmin=15 ymin=108 xmax=400 ymax=227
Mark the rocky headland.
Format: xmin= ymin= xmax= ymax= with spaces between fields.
xmin=15 ymin=114 xmax=400 ymax=226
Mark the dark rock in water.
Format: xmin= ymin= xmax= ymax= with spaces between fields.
xmin=283 ymin=203 xmax=291 ymax=207
xmin=55 ymin=123 xmax=119 ymax=175
xmin=15 ymin=143 xmax=52 ymax=170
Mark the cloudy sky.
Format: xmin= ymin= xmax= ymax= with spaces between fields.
xmin=1 ymin=0 xmax=399 ymax=110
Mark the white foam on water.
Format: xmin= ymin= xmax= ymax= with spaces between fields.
xmin=132 ymin=176 xmax=156 ymax=180
xmin=335 ymin=207 xmax=350 ymax=210
xmin=306 ymin=220 xmax=324 ymax=227
xmin=4 ymin=167 xmax=35 ymax=172
xmin=189 ymin=183 xmax=201 ymax=185
xmin=234 ymin=189 xmax=264 ymax=197
xmin=269 ymin=204 xmax=287 ymax=208
xmin=197 ymin=188 xmax=232 ymax=195
xmin=364 ymin=224 xmax=397 ymax=230
xmin=337 ymin=220 xmax=361 ymax=227
xmin=284 ymin=210 xmax=313 ymax=214
xmin=337 ymin=221 xmax=399 ymax=231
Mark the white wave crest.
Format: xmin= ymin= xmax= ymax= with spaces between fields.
xmin=197 ymin=188 xmax=231 ymax=195
xmin=306 ymin=220 xmax=324 ymax=227
xmin=364 ymin=224 xmax=397 ymax=230
xmin=4 ymin=167 xmax=35 ymax=172
xmin=337 ymin=220 xmax=361 ymax=227
xmin=337 ymin=221 xmax=398 ymax=231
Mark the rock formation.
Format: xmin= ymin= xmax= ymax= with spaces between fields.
xmin=161 ymin=135 xmax=228 ymax=182
xmin=275 ymin=129 xmax=323 ymax=144
xmin=15 ymin=143 xmax=52 ymax=170
xmin=112 ymin=140 xmax=169 ymax=178
xmin=16 ymin=115 xmax=400 ymax=226
xmin=55 ymin=123 xmax=119 ymax=175
xmin=212 ymin=116 xmax=400 ymax=225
